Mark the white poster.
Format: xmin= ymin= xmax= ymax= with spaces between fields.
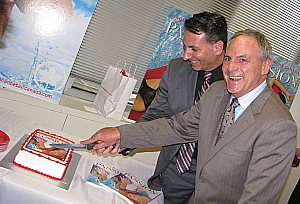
xmin=0 ymin=0 xmax=98 ymax=103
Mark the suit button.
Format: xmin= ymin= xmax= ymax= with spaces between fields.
xmin=199 ymin=178 xmax=204 ymax=183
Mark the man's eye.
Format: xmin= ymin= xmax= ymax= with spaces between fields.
xmin=239 ymin=58 xmax=247 ymax=62
xmin=224 ymin=57 xmax=230 ymax=61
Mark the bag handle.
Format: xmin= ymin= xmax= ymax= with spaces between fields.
xmin=116 ymin=60 xmax=127 ymax=69
xmin=129 ymin=63 xmax=137 ymax=77
xmin=116 ymin=60 xmax=137 ymax=78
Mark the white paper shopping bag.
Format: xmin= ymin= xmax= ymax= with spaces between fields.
xmin=94 ymin=61 xmax=137 ymax=120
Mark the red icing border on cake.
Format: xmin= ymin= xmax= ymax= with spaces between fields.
xmin=13 ymin=155 xmax=72 ymax=180
xmin=14 ymin=129 xmax=74 ymax=180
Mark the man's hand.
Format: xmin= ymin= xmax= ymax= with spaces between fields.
xmin=80 ymin=127 xmax=121 ymax=155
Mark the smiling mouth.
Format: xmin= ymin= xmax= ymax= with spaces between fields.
xmin=230 ymin=76 xmax=243 ymax=80
xmin=190 ymin=60 xmax=200 ymax=64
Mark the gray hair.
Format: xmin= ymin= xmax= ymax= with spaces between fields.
xmin=229 ymin=29 xmax=272 ymax=61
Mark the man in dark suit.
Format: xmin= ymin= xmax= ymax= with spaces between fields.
xmin=133 ymin=12 xmax=226 ymax=203
xmin=82 ymin=29 xmax=297 ymax=203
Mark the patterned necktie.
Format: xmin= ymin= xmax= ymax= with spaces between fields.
xmin=216 ymin=97 xmax=240 ymax=144
xmin=176 ymin=71 xmax=212 ymax=174
xmin=194 ymin=71 xmax=212 ymax=103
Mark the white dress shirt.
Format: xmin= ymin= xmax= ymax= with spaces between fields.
xmin=233 ymin=80 xmax=267 ymax=121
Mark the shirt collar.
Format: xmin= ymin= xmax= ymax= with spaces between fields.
xmin=233 ymin=80 xmax=267 ymax=110
xmin=200 ymin=64 xmax=223 ymax=80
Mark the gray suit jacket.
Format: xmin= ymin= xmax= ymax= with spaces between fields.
xmin=119 ymin=81 xmax=297 ymax=203
xmin=138 ymin=58 xmax=223 ymax=190
xmin=138 ymin=58 xmax=197 ymax=187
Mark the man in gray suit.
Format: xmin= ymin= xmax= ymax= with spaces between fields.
xmin=82 ymin=29 xmax=297 ymax=203
xmin=133 ymin=12 xmax=226 ymax=203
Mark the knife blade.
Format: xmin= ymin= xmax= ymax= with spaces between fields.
xmin=50 ymin=142 xmax=115 ymax=150
xmin=49 ymin=143 xmax=132 ymax=156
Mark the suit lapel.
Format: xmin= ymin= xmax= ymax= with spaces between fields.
xmin=170 ymin=63 xmax=196 ymax=114
xmin=186 ymin=67 xmax=198 ymax=107
xmin=214 ymin=108 xmax=255 ymax=148
xmin=198 ymin=88 xmax=230 ymax=160
xmin=209 ymin=93 xmax=230 ymax=149
xmin=199 ymin=85 xmax=273 ymax=169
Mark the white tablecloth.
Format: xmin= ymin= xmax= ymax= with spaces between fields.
xmin=0 ymin=106 xmax=157 ymax=204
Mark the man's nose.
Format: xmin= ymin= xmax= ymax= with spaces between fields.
xmin=183 ymin=49 xmax=191 ymax=61
xmin=224 ymin=60 xmax=239 ymax=72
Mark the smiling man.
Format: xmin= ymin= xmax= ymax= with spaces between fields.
xmin=223 ymin=33 xmax=270 ymax=98
xmin=133 ymin=12 xmax=227 ymax=204
xmin=82 ymin=29 xmax=297 ymax=203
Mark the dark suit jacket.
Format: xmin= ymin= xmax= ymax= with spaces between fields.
xmin=137 ymin=58 xmax=223 ymax=190
xmin=119 ymin=81 xmax=297 ymax=203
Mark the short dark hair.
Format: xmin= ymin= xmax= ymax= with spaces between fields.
xmin=184 ymin=11 xmax=228 ymax=49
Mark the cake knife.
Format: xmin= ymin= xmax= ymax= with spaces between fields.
xmin=50 ymin=143 xmax=130 ymax=156
xmin=50 ymin=142 xmax=100 ymax=150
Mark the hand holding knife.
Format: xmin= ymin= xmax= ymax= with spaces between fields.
xmin=51 ymin=127 xmax=134 ymax=156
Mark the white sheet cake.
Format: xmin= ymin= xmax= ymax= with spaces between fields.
xmin=13 ymin=129 xmax=74 ymax=180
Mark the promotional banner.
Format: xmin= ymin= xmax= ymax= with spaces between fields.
xmin=147 ymin=7 xmax=192 ymax=72
xmin=128 ymin=7 xmax=191 ymax=120
xmin=0 ymin=0 xmax=98 ymax=104
xmin=269 ymin=54 xmax=300 ymax=108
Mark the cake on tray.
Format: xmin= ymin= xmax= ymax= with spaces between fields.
xmin=13 ymin=129 xmax=74 ymax=180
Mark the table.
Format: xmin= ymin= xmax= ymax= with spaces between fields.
xmin=0 ymin=106 xmax=158 ymax=204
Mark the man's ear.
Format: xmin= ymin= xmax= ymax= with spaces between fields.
xmin=262 ymin=59 xmax=271 ymax=75
xmin=214 ymin=40 xmax=224 ymax=55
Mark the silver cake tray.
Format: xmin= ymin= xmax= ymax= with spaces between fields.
xmin=0 ymin=134 xmax=81 ymax=190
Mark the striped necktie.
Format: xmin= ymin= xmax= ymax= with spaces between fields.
xmin=194 ymin=71 xmax=212 ymax=103
xmin=176 ymin=71 xmax=212 ymax=174
xmin=216 ymin=97 xmax=240 ymax=144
